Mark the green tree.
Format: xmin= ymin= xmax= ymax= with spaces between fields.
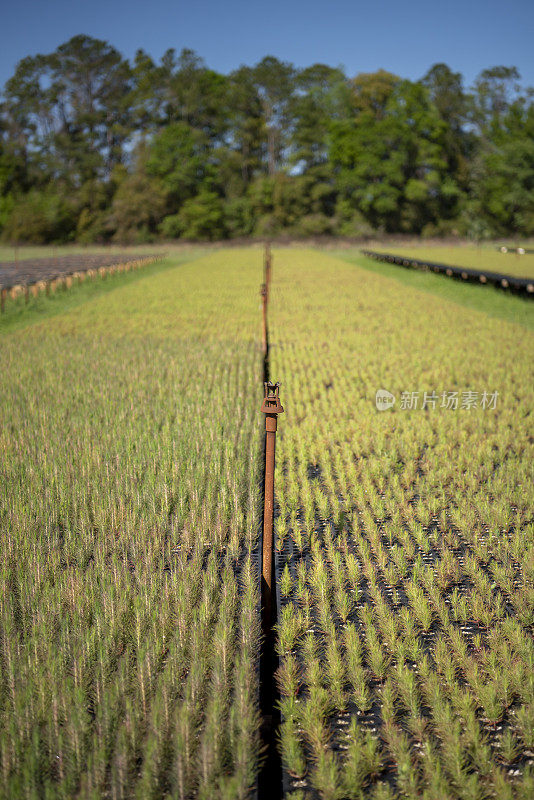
xmin=165 ymin=49 xmax=229 ymax=141
xmin=471 ymin=66 xmax=522 ymax=134
xmin=250 ymin=56 xmax=295 ymax=176
xmin=290 ymin=64 xmax=348 ymax=172
xmin=4 ymin=35 xmax=132 ymax=184
xmin=350 ymin=69 xmax=400 ymax=117
xmin=226 ymin=66 xmax=266 ymax=188
xmin=146 ymin=122 xmax=209 ymax=207
xmin=422 ymin=63 xmax=472 ymax=190
xmin=469 ymin=97 xmax=534 ymax=235
xmin=129 ymin=48 xmax=177 ymax=131
xmin=331 ymin=79 xmax=457 ymax=232
xmin=106 ymin=164 xmax=166 ymax=242
xmin=160 ymin=190 xmax=225 ymax=240
xmin=2 ymin=189 xmax=75 ymax=243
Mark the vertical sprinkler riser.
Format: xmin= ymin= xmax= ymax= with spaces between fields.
xmin=261 ymin=283 xmax=268 ymax=357
xmin=261 ymin=381 xmax=283 ymax=631
xmin=264 ymin=242 xmax=272 ymax=298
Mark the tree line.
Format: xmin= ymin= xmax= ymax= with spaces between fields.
xmin=1 ymin=35 xmax=533 ymax=243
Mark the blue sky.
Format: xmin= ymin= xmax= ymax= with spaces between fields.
xmin=1 ymin=0 xmax=533 ymax=90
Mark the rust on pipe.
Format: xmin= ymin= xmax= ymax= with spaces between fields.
xmin=261 ymin=283 xmax=268 ymax=356
xmin=264 ymin=242 xmax=272 ymax=298
xmin=261 ymin=382 xmax=284 ymax=633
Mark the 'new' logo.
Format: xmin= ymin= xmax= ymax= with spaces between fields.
xmin=375 ymin=389 xmax=395 ymax=411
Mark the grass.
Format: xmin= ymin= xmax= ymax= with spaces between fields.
xmin=332 ymin=250 xmax=534 ymax=330
xmin=0 ymin=250 xmax=264 ymax=799
xmin=270 ymin=248 xmax=534 ymax=799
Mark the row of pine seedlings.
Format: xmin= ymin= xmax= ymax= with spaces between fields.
xmin=0 ymin=253 xmax=264 ymax=799
xmin=268 ymin=250 xmax=533 ymax=800
xmin=274 ymin=427 xmax=534 ymax=799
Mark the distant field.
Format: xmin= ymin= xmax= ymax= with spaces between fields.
xmin=368 ymin=244 xmax=534 ymax=279
xmin=2 ymin=240 xmax=533 ymax=279
xmin=0 ymin=241 xmax=199 ymax=263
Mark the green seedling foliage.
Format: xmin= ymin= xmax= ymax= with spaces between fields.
xmin=271 ymin=249 xmax=533 ymax=798
xmin=0 ymin=249 xmax=263 ymax=798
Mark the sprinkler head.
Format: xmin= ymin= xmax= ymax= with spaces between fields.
xmin=261 ymin=382 xmax=284 ymax=415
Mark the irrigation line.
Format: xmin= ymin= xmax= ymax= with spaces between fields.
xmin=361 ymin=249 xmax=534 ymax=296
xmin=258 ymin=245 xmax=283 ymax=800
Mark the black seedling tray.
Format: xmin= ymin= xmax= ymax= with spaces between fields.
xmin=361 ymin=250 xmax=534 ymax=295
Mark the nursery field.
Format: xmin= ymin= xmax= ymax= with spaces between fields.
xmin=270 ymin=251 xmax=534 ymax=799
xmin=368 ymin=245 xmax=534 ymax=280
xmin=1 ymin=245 xmax=533 ymax=800
xmin=0 ymin=250 xmax=264 ymax=799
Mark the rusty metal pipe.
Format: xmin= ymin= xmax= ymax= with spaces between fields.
xmin=264 ymin=242 xmax=272 ymax=298
xmin=262 ymin=415 xmax=276 ymax=623
xmin=261 ymin=283 xmax=268 ymax=356
xmin=261 ymin=382 xmax=283 ymax=631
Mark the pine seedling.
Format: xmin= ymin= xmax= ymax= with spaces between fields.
xmin=488 ymin=766 xmax=517 ymax=800
xmin=391 ymin=545 xmax=408 ymax=581
xmin=370 ymin=780 xmax=396 ymax=800
xmin=296 ymin=560 xmax=308 ymax=599
xmin=301 ymin=639 xmax=325 ymax=705
xmin=419 ymin=739 xmax=454 ymax=800
xmin=173 ymin=705 xmax=195 ymax=800
xmin=278 ymin=702 xmax=307 ymax=780
xmin=276 ymin=654 xmax=300 ymax=698
xmin=439 ymin=724 xmax=470 ymax=792
xmin=477 ymin=682 xmax=505 ymax=725
xmin=342 ymin=718 xmax=382 ymax=798
xmin=380 ymin=678 xmax=397 ymax=728
xmin=364 ymin=625 xmax=390 ymax=681
xmin=276 ymin=603 xmax=304 ymax=657
xmin=433 ymin=637 xmax=457 ymax=685
xmin=407 ymin=582 xmax=433 ymax=632
xmin=515 ymin=702 xmax=534 ymax=748
xmin=311 ymin=750 xmax=343 ymax=800
xmin=497 ymin=728 xmax=520 ymax=764
xmin=280 ymin=564 xmax=292 ymax=598
xmin=461 ymin=710 xmax=494 ymax=779
xmin=344 ymin=624 xmax=371 ymax=712
xmin=315 ymin=489 xmax=330 ymax=521
xmin=377 ymin=603 xmax=398 ymax=654
xmin=395 ymin=663 xmax=421 ymax=720
xmin=298 ymin=587 xmax=313 ymax=630
xmin=334 ymin=586 xmax=354 ymax=624
xmin=299 ymin=691 xmax=331 ymax=756
xmin=276 ymin=517 xmax=288 ymax=553
xmin=325 ymin=638 xmax=346 ymax=711
xmin=514 ymin=766 xmax=534 ymax=800
xmin=383 ymin=723 xmax=420 ymax=798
